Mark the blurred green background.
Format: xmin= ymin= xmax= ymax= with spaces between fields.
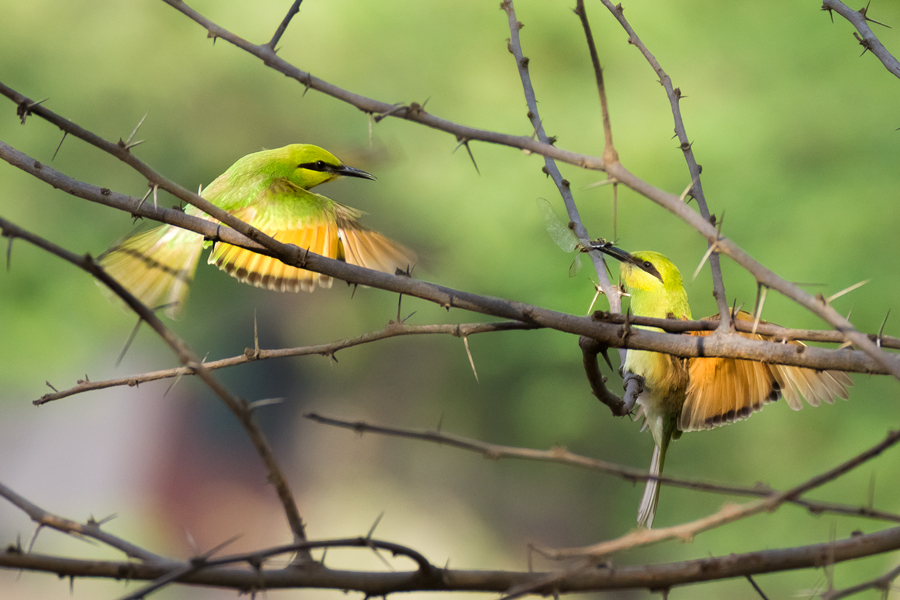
xmin=1 ymin=1 xmax=899 ymax=598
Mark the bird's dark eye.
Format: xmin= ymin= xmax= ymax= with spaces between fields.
xmin=643 ymin=261 xmax=653 ymax=269
xmin=298 ymin=161 xmax=332 ymax=172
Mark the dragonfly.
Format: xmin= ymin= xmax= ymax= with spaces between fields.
xmin=537 ymin=198 xmax=612 ymax=277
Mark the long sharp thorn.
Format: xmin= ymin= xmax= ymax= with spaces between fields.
xmin=249 ymin=397 xmax=284 ymax=410
xmin=436 ymin=411 xmax=445 ymax=433
xmin=152 ymin=185 xmax=158 ymax=210
xmin=28 ymin=525 xmax=45 ymax=553
xmin=586 ymin=284 xmax=602 ymax=314
xmin=125 ymin=113 xmax=148 ymax=146
xmin=165 ymin=370 xmax=185 ymax=397
xmin=679 ymin=175 xmax=700 ymax=203
xmin=582 ymin=177 xmax=615 ymax=190
xmin=366 ymin=511 xmax=384 ymax=540
xmin=463 ymin=335 xmax=479 ymax=382
xmin=826 ymin=279 xmax=871 ymax=303
xmin=459 ymin=140 xmax=480 ymax=174
xmin=116 ymin=316 xmax=144 ymax=367
xmin=599 ymin=347 xmax=613 ymax=370
xmin=752 ymin=287 xmax=768 ymax=335
xmin=692 ymin=242 xmax=717 ymax=280
xmin=136 ymin=186 xmax=153 ymax=212
xmin=877 ymin=309 xmax=891 ymax=348
xmin=6 ymin=236 xmax=12 ymax=271
xmin=52 ymin=131 xmax=68 ymax=161
xmin=95 ymin=513 xmax=118 ymax=527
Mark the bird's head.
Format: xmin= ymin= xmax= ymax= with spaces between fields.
xmin=591 ymin=244 xmax=683 ymax=293
xmin=279 ymin=144 xmax=376 ymax=190
xmin=590 ymin=244 xmax=690 ymax=319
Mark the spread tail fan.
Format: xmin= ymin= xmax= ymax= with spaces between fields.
xmin=98 ymin=225 xmax=203 ymax=319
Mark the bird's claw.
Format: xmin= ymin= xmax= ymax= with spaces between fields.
xmin=622 ymin=372 xmax=645 ymax=413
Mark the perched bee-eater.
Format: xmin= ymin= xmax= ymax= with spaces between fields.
xmin=595 ymin=245 xmax=851 ymax=528
xmin=100 ymin=144 xmax=415 ymax=317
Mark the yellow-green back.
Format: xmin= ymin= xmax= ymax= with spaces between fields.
xmin=198 ymin=144 xmax=348 ymax=213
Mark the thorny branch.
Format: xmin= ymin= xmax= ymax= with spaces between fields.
xmin=3 ymin=515 xmax=900 ymax=594
xmin=822 ymin=0 xmax=900 ymax=79
xmin=149 ymin=2 xmax=900 ymax=380
xmin=3 ymin=1 xmax=900 ymax=596
xmin=596 ymin=0 xmax=732 ymax=326
xmin=0 ymin=138 xmax=889 ymax=375
xmin=35 ymin=321 xmax=536 ymax=404
xmin=0 ymin=217 xmax=312 ymax=556
xmin=306 ymin=413 xmax=900 ymax=525
xmin=0 ymin=482 xmax=170 ymax=564
xmin=501 ymin=0 xmax=619 ymax=317
xmin=545 ymin=428 xmax=900 ymax=559
xmin=495 ymin=428 xmax=900 ymax=599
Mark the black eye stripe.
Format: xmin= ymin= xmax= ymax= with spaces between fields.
xmin=298 ymin=160 xmax=336 ymax=172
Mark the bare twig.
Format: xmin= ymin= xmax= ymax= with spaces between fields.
xmin=157 ymin=1 xmax=607 ymax=172
xmin=573 ymin=0 xmax=617 ymax=164
xmin=0 ymin=481 xmax=169 ymax=563
xmin=265 ymin=0 xmax=304 ymax=51
xmin=305 ymin=413 xmax=900 ymax=524
xmin=501 ymin=0 xmax=622 ymax=344
xmin=822 ymin=0 xmax=900 ymax=79
xmin=596 ymin=1 xmax=732 ymax=326
xmin=544 ymin=427 xmax=900 ymax=559
xmin=35 ymin=321 xmax=535 ymax=404
xmin=822 ymin=561 xmax=900 ymax=600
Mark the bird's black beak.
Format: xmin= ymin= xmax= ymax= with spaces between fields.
xmin=334 ymin=164 xmax=376 ymax=181
xmin=588 ymin=240 xmax=663 ymax=282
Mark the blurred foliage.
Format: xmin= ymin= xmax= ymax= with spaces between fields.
xmin=1 ymin=1 xmax=899 ymax=599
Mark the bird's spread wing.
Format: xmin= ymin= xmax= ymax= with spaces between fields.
xmin=208 ymin=182 xmax=415 ymax=292
xmin=99 ymin=225 xmax=203 ymax=318
xmin=679 ymin=311 xmax=851 ymax=432
xmin=336 ymin=217 xmax=417 ymax=276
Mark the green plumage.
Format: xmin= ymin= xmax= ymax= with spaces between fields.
xmin=99 ymin=144 xmax=415 ymax=317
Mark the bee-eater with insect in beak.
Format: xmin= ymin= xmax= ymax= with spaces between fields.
xmin=99 ymin=144 xmax=416 ymax=317
xmin=594 ymin=245 xmax=851 ymax=528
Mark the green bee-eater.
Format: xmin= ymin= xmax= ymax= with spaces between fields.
xmin=595 ymin=245 xmax=851 ymax=528
xmin=100 ymin=144 xmax=415 ymax=317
